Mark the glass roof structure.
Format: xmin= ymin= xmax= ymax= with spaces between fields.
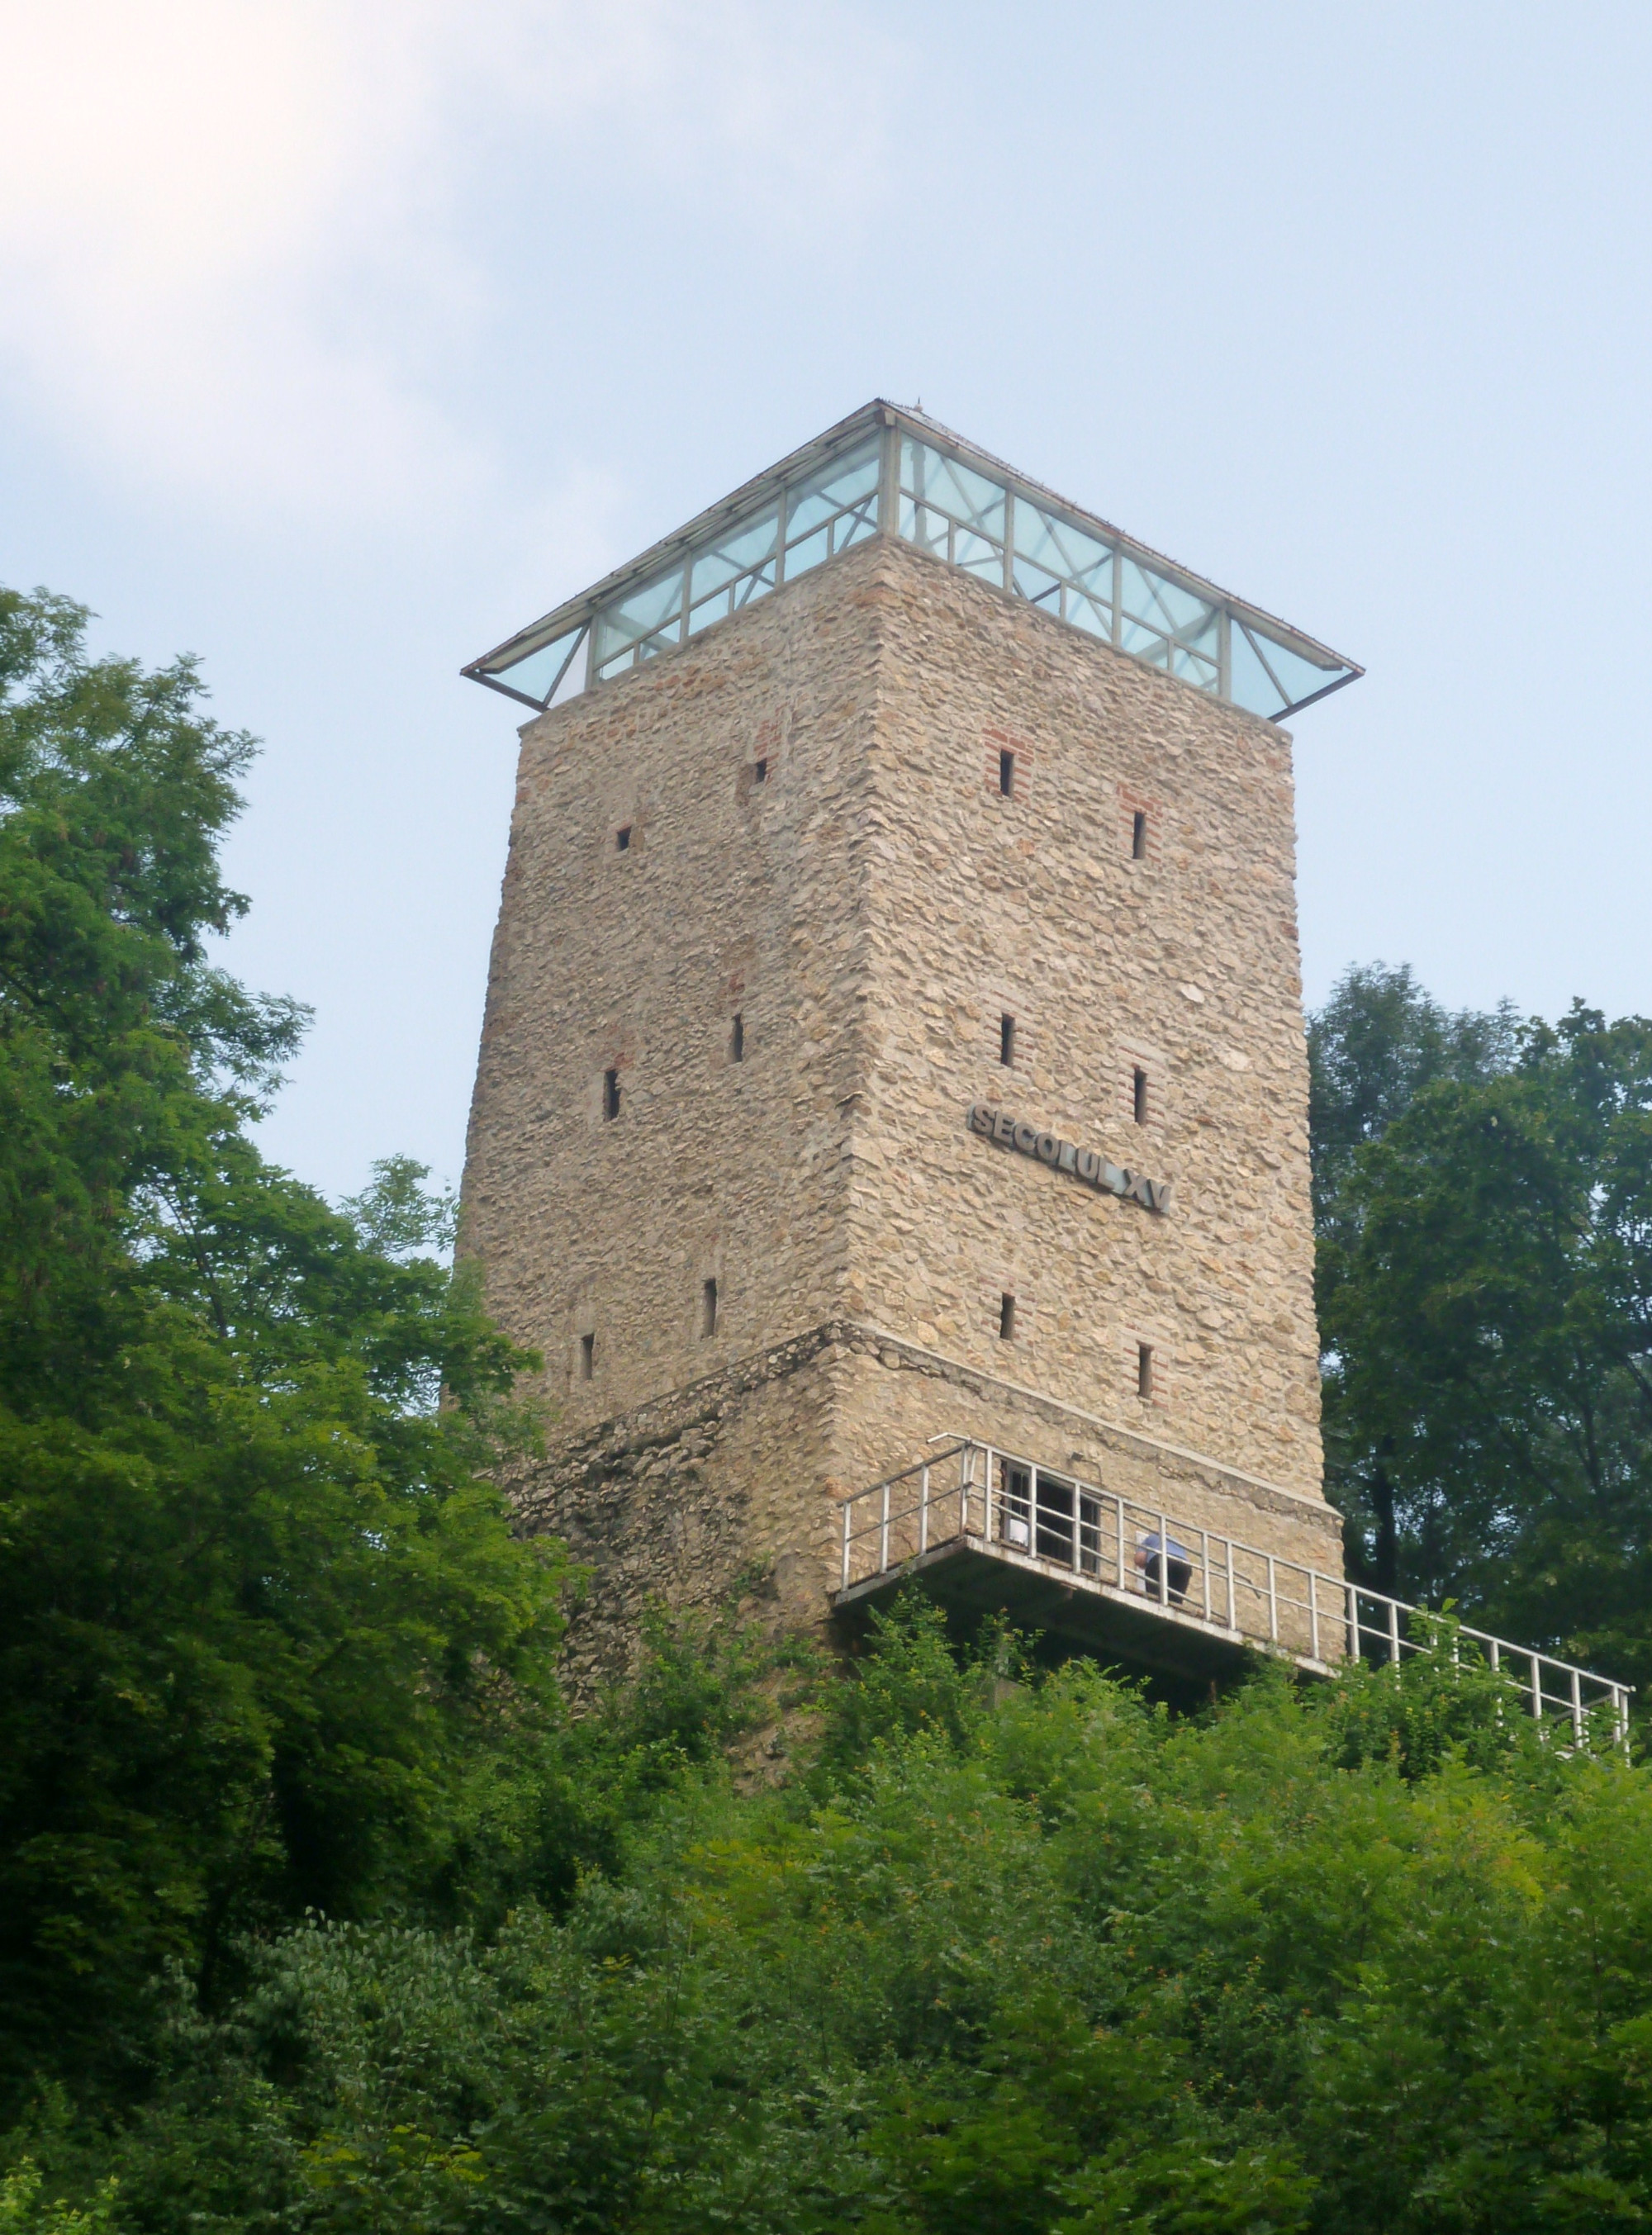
xmin=464 ymin=403 xmax=1361 ymax=724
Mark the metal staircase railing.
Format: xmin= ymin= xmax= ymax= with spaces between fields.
xmin=834 ymin=1436 xmax=1633 ymax=1749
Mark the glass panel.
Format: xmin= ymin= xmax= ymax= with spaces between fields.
xmin=953 ymin=528 xmax=1004 ymax=583
xmin=900 ymin=496 xmax=949 ymax=560
xmin=784 ymin=439 xmax=881 ymax=543
xmin=1119 ymin=558 xmax=1217 ymax=645
xmin=1014 ymin=501 xmax=1112 ymax=600
xmin=691 ymin=510 xmax=778 ymax=601
xmin=591 ymin=562 xmax=685 ymax=667
xmin=836 ymin=505 xmax=878 ymax=553
xmin=1229 ymin=624 xmax=1288 ymax=716
xmin=785 ymin=523 xmax=831 ymax=579
xmin=1009 ymin=500 xmax=1114 ymax=636
xmin=1064 ymin=585 xmax=1111 ymax=638
xmin=687 ymin=570 xmax=776 ymax=636
xmin=900 ymin=439 xmax=1006 ymax=547
xmin=1170 ymin=643 xmax=1220 ymax=690
xmin=692 ymin=514 xmax=782 ymax=630
xmin=484 ymin=624 xmax=583 ymax=706
xmin=1011 ymin=555 xmax=1063 ymax=610
xmin=547 ymin=630 xmax=588 ymax=705
xmin=1119 ymin=615 xmax=1173 ymax=663
xmin=1241 ymin=624 xmax=1346 ymax=712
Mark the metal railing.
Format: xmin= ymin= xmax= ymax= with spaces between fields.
xmin=836 ymin=1438 xmax=1633 ymax=1749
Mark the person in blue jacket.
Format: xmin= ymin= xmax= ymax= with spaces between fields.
xmin=1136 ymin=1530 xmax=1193 ymax=1606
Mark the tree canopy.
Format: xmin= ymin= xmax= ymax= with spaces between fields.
xmin=13 ymin=1597 xmax=1652 ymax=2235
xmin=0 ymin=589 xmax=565 ymax=2109
xmin=1311 ymin=963 xmax=1652 ymax=1692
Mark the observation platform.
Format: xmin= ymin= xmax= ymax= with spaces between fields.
xmin=833 ymin=1440 xmax=1632 ymax=1745
xmin=464 ymin=401 xmax=1363 ymax=723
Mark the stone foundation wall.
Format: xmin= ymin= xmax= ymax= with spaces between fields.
xmin=518 ymin=1316 xmax=1343 ymax=1692
xmin=514 ymin=1323 xmax=843 ymax=1693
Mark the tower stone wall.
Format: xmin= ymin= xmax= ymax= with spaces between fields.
xmin=461 ymin=525 xmax=1338 ymax=1684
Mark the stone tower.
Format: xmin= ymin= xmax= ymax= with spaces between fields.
xmin=459 ymin=403 xmax=1361 ymax=1686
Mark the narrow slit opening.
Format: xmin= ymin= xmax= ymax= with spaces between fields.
xmin=579 ymin=1333 xmax=594 ymax=1381
xmin=1137 ymin=1343 xmax=1154 ymax=1400
xmin=752 ymin=757 xmax=767 ymax=784
xmin=999 ymin=749 xmax=1015 ymax=797
xmin=1132 ymin=1066 xmax=1148 ymax=1124
xmin=730 ymin=1013 xmax=744 ymax=1062
xmin=999 ymin=1293 xmax=1016 ymax=1341
xmin=603 ymin=1068 xmax=620 ymax=1121
xmin=1132 ymin=809 xmax=1146 ymax=859
xmin=615 ymin=825 xmax=632 ymax=852
xmin=1000 ymin=1013 xmax=1015 ymax=1066
xmin=701 ymin=1278 xmax=719 ymax=1338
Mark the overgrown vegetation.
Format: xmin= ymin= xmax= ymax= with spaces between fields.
xmin=8 ymin=587 xmax=1652 ymax=2231
xmin=11 ymin=1598 xmax=1652 ymax=2235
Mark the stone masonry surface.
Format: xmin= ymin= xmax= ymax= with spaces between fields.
xmin=461 ymin=527 xmax=1337 ymax=1674
xmin=849 ymin=535 xmax=1323 ymax=1492
xmin=510 ymin=1320 xmax=1341 ymax=1691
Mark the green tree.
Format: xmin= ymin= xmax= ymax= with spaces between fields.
xmin=1308 ymin=961 xmax=1519 ymax=1245
xmin=1308 ymin=965 xmax=1517 ymax=1594
xmin=1319 ymin=1000 xmax=1652 ymax=1685
xmin=0 ymin=589 xmax=565 ymax=2112
xmin=0 ymin=586 xmax=305 ymax=1412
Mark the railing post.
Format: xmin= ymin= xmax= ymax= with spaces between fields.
xmin=1346 ymin=1583 xmax=1357 ymax=1662
xmin=984 ymin=1446 xmax=995 ymax=1542
xmin=1226 ymin=1543 xmax=1237 ymax=1633
xmin=1156 ymin=1513 xmax=1170 ymax=1606
xmin=1531 ymin=1654 xmax=1542 ymax=1723
xmin=1070 ymin=1487 xmax=1080 ymax=1576
xmin=960 ymin=1445 xmax=971 ymax=1537
xmin=1308 ymin=1569 xmax=1320 ymax=1663
xmin=919 ymin=1464 xmax=929 ymax=1556
xmin=1117 ymin=1496 xmax=1127 ymax=1589
xmin=1388 ymin=1598 xmax=1402 ymax=1669
xmin=880 ymin=1480 xmax=890 ymax=1573
xmin=1571 ymin=1666 xmax=1584 ymax=1749
xmin=1200 ymin=1530 xmax=1211 ymax=1623
xmin=841 ymin=1498 xmax=852 ymax=1592
xmin=1265 ymin=1554 xmax=1278 ymax=1643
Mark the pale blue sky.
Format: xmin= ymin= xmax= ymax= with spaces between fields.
xmin=3 ymin=1 xmax=1649 ymax=1201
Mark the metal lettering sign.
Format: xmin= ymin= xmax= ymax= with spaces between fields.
xmin=966 ymin=1103 xmax=1173 ymax=1215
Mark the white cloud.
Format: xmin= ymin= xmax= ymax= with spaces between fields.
xmin=0 ymin=0 xmax=896 ymax=529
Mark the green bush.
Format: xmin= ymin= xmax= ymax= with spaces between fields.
xmin=12 ymin=1600 xmax=1652 ymax=2235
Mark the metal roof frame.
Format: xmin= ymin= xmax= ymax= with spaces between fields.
xmin=463 ymin=400 xmax=1363 ymax=722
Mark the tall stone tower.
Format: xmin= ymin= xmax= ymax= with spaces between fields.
xmin=459 ymin=403 xmax=1361 ymax=1686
